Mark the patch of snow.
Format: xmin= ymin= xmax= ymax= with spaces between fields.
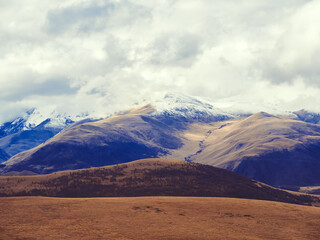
xmin=150 ymin=92 xmax=234 ymax=121
xmin=0 ymin=106 xmax=90 ymax=136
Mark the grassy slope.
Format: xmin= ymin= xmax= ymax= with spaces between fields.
xmin=168 ymin=113 xmax=320 ymax=187
xmin=0 ymin=158 xmax=319 ymax=206
xmin=1 ymin=196 xmax=320 ymax=240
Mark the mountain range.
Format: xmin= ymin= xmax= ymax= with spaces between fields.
xmin=0 ymin=93 xmax=232 ymax=163
xmin=1 ymin=93 xmax=320 ymax=193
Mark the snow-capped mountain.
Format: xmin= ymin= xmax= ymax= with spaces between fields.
xmin=150 ymin=93 xmax=235 ymax=123
xmin=0 ymin=108 xmax=90 ymax=138
xmin=0 ymin=107 xmax=94 ymax=162
xmin=2 ymin=92 xmax=320 ymax=192
xmin=2 ymin=92 xmax=226 ymax=137
xmin=1 ymin=92 xmax=320 ymax=164
xmin=0 ymin=93 xmax=235 ymax=165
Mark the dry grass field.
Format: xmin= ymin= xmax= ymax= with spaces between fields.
xmin=1 ymin=196 xmax=320 ymax=240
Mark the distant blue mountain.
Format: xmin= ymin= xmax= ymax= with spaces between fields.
xmin=0 ymin=108 xmax=94 ymax=163
xmin=292 ymin=109 xmax=320 ymax=124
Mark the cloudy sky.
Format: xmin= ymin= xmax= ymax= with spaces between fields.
xmin=1 ymin=0 xmax=320 ymax=122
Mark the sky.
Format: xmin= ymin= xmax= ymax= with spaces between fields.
xmin=1 ymin=0 xmax=320 ymax=122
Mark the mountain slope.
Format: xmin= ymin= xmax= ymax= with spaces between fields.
xmin=0 ymin=148 xmax=9 ymax=162
xmin=187 ymin=112 xmax=320 ymax=188
xmin=0 ymin=128 xmax=59 ymax=159
xmin=1 ymin=158 xmax=319 ymax=206
xmin=0 ymin=105 xmax=182 ymax=174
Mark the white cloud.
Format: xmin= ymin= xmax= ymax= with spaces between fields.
xmin=0 ymin=0 xmax=320 ymax=122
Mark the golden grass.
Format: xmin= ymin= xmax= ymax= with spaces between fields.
xmin=1 ymin=196 xmax=320 ymax=240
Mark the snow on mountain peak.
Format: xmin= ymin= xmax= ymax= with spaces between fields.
xmin=0 ymin=106 xmax=91 ymax=137
xmin=23 ymin=106 xmax=87 ymax=130
xmin=150 ymin=92 xmax=234 ymax=122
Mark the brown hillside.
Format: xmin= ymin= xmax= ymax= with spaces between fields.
xmin=167 ymin=113 xmax=320 ymax=188
xmin=0 ymin=158 xmax=319 ymax=206
xmin=188 ymin=112 xmax=320 ymax=167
